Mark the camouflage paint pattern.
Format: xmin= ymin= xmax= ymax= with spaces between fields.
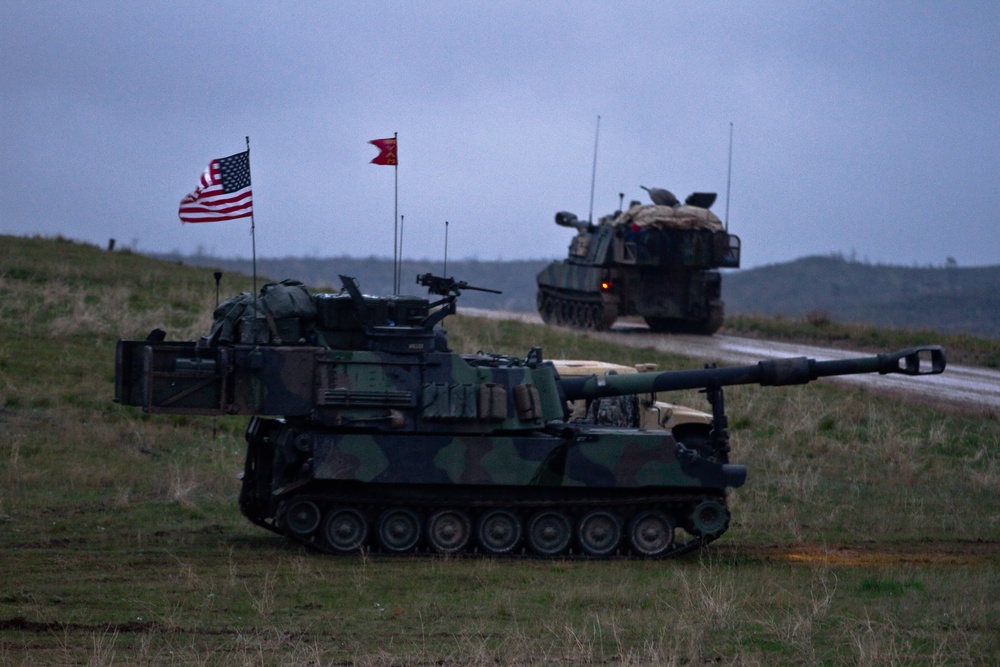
xmin=286 ymin=429 xmax=744 ymax=490
xmin=116 ymin=342 xmax=566 ymax=433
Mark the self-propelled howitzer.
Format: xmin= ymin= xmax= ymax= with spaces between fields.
xmin=114 ymin=274 xmax=945 ymax=558
xmin=536 ymin=188 xmax=741 ymax=333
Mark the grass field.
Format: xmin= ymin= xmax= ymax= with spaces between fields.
xmin=1 ymin=235 xmax=998 ymax=665
xmin=723 ymin=313 xmax=1000 ymax=369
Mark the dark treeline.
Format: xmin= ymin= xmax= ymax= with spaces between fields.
xmin=154 ymin=253 xmax=548 ymax=312
xmin=156 ymin=252 xmax=1000 ymax=338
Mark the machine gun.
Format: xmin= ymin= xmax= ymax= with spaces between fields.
xmin=415 ymin=273 xmax=502 ymax=322
xmin=416 ymin=273 xmax=502 ymax=297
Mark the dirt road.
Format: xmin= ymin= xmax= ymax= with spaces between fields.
xmin=462 ymin=308 xmax=1000 ymax=412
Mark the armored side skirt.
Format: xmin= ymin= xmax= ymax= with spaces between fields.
xmin=295 ymin=430 xmax=746 ymax=490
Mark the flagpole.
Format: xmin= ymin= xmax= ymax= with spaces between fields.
xmin=247 ymin=135 xmax=257 ymax=292
xmin=398 ymin=214 xmax=404 ymax=294
xmin=393 ymin=131 xmax=399 ymax=295
xmin=368 ymin=134 xmax=399 ymax=293
xmin=245 ymin=135 xmax=261 ymax=353
xmin=246 ymin=136 xmax=258 ymax=301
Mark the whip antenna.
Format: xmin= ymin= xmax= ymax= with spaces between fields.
xmin=588 ymin=115 xmax=601 ymax=224
xmin=443 ymin=220 xmax=449 ymax=277
xmin=725 ymin=122 xmax=733 ymax=232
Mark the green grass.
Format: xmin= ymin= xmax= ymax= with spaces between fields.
xmin=1 ymin=235 xmax=999 ymax=665
xmin=724 ymin=313 xmax=1000 ymax=368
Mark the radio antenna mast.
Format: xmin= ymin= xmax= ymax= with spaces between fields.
xmin=588 ymin=115 xmax=601 ymax=224
xmin=725 ymin=122 xmax=733 ymax=232
xmin=443 ymin=220 xmax=449 ymax=277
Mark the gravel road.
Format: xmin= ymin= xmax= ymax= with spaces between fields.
xmin=461 ymin=308 xmax=1000 ymax=412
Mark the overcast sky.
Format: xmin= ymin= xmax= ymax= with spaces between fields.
xmin=2 ymin=1 xmax=997 ymax=269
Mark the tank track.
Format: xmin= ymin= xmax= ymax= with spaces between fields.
xmin=536 ymin=289 xmax=617 ymax=331
xmin=250 ymin=484 xmax=730 ymax=560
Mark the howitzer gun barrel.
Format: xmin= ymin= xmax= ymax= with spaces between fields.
xmin=559 ymin=346 xmax=945 ymax=401
xmin=554 ymin=211 xmax=591 ymax=231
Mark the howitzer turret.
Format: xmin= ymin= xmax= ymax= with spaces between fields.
xmin=114 ymin=274 xmax=945 ymax=559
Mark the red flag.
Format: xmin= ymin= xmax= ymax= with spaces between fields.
xmin=178 ymin=151 xmax=253 ymax=223
xmin=369 ymin=137 xmax=397 ymax=166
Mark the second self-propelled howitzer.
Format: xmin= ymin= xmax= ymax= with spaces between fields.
xmin=114 ymin=273 xmax=945 ymax=559
xmin=536 ymin=188 xmax=741 ymax=333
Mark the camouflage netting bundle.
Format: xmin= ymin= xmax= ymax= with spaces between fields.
xmin=616 ymin=204 xmax=723 ymax=231
xmin=205 ymin=279 xmax=316 ymax=344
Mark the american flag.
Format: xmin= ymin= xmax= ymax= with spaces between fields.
xmin=178 ymin=150 xmax=253 ymax=223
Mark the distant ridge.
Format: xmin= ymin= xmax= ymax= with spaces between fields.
xmin=157 ymin=252 xmax=1000 ymax=339
xmin=724 ymin=255 xmax=1000 ymax=338
xmin=152 ymin=253 xmax=548 ymax=312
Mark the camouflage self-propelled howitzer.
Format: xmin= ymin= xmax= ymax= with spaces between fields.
xmin=536 ymin=187 xmax=741 ymax=333
xmin=115 ymin=273 xmax=945 ymax=558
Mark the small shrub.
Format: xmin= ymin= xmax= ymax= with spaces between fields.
xmin=805 ymin=310 xmax=832 ymax=327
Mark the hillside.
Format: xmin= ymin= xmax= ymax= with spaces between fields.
xmin=724 ymin=255 xmax=1000 ymax=338
xmin=162 ymin=251 xmax=1000 ymax=338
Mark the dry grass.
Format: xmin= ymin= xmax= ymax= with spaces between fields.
xmin=724 ymin=313 xmax=1000 ymax=369
xmin=1 ymin=235 xmax=999 ymax=665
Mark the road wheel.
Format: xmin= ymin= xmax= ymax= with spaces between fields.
xmin=576 ymin=509 xmax=622 ymax=558
xmin=377 ymin=507 xmax=422 ymax=553
xmin=627 ymin=509 xmax=675 ymax=558
xmin=559 ymin=300 xmax=572 ymax=326
xmin=323 ymin=507 xmax=368 ymax=553
xmin=476 ymin=509 xmax=522 ymax=555
xmin=527 ymin=510 xmax=572 ymax=556
xmin=284 ymin=499 xmax=321 ymax=536
xmin=427 ymin=509 xmax=472 ymax=554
